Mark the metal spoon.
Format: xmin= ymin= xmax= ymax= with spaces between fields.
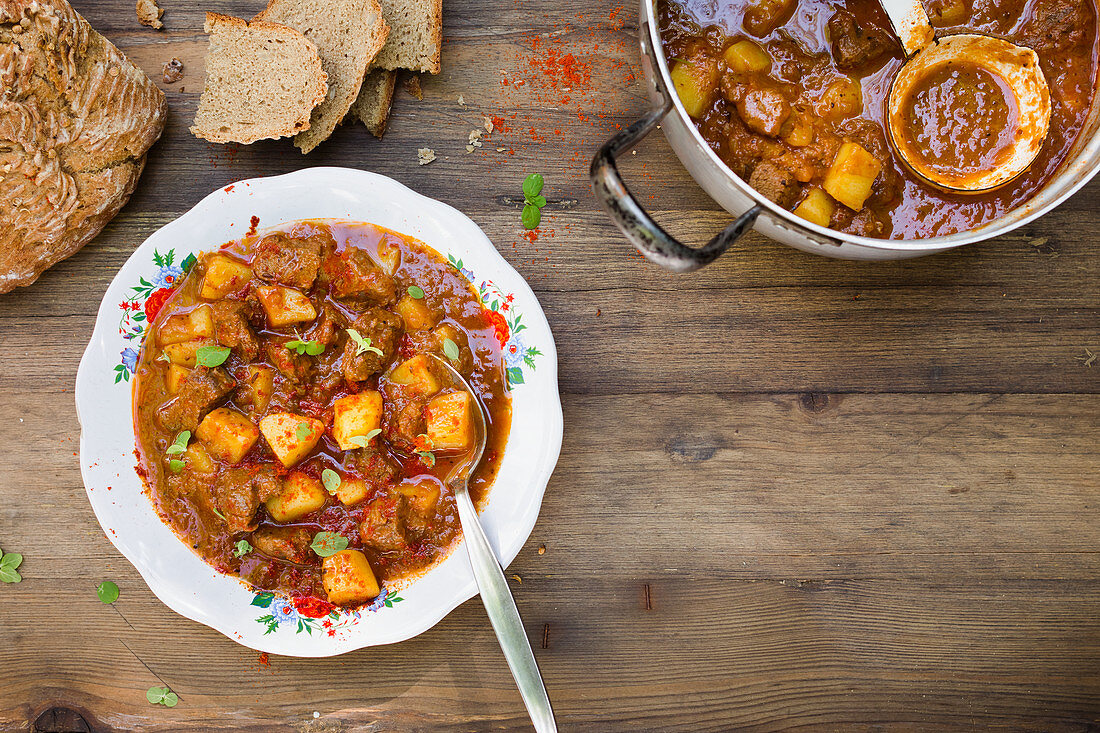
xmin=878 ymin=0 xmax=1051 ymax=192
xmin=429 ymin=355 xmax=558 ymax=733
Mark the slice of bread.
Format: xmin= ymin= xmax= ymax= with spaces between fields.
xmin=256 ymin=0 xmax=389 ymax=153
xmin=351 ymin=69 xmax=397 ymax=137
xmin=190 ymin=13 xmax=327 ymax=145
xmin=374 ymin=0 xmax=442 ymax=73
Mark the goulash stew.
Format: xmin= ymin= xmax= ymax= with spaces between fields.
xmin=133 ymin=220 xmax=511 ymax=608
xmin=660 ymin=0 xmax=1098 ymax=238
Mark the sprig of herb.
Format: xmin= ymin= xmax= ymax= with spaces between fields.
xmin=407 ymin=285 xmax=426 ymax=299
xmin=286 ymin=339 xmax=324 ymax=356
xmin=97 ymin=580 xmax=119 ymax=604
xmin=321 ymin=468 xmax=342 ymax=495
xmin=146 ymin=686 xmax=179 ymax=708
xmin=348 ymin=428 xmax=382 ymax=448
xmin=346 ymin=329 xmax=384 ymax=357
xmin=521 ymin=173 xmax=547 ymax=229
xmin=168 ymin=459 xmax=185 ymax=473
xmin=310 ymin=531 xmax=349 ymax=558
xmin=442 ymin=337 xmax=460 ymax=362
xmin=195 ymin=345 xmax=231 ymax=367
xmin=295 ymin=421 xmax=312 ymax=442
xmin=166 ymin=431 xmax=189 ymax=473
xmin=233 ymin=540 xmax=252 ymax=558
xmin=211 ymin=506 xmax=227 ymax=522
xmin=0 ymin=548 xmax=23 ymax=583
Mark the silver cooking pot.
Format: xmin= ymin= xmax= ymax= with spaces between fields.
xmin=591 ymin=0 xmax=1100 ymax=271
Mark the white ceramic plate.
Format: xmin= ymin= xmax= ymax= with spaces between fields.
xmin=76 ymin=167 xmax=562 ymax=656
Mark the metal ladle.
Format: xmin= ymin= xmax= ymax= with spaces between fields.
xmin=880 ymin=0 xmax=1051 ymax=192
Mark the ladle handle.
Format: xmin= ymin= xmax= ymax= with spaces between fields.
xmin=878 ymin=0 xmax=935 ymax=55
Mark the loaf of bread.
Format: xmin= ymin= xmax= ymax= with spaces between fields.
xmin=256 ymin=0 xmax=389 ymax=153
xmin=374 ymin=0 xmax=442 ymax=73
xmin=191 ymin=13 xmax=328 ymax=145
xmin=0 ymin=0 xmax=167 ymax=294
xmin=351 ymin=69 xmax=398 ymax=137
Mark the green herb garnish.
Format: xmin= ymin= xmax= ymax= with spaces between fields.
xmin=97 ymin=580 xmax=119 ymax=604
xmin=0 ymin=548 xmax=23 ymax=583
xmin=146 ymin=686 xmax=179 ymax=708
xmin=295 ymin=421 xmax=311 ymax=441
xmin=211 ymin=506 xmax=227 ymax=522
xmin=407 ymin=285 xmax=425 ymax=299
xmin=416 ymin=450 xmax=436 ymax=467
xmin=285 ymin=339 xmax=324 ymax=356
xmin=321 ymin=468 xmax=342 ymax=495
xmin=233 ymin=540 xmax=252 ymax=558
xmin=442 ymin=337 xmax=460 ymax=362
xmin=346 ymin=329 xmax=384 ymax=357
xmin=166 ymin=430 xmax=190 ymax=456
xmin=521 ymin=173 xmax=547 ymax=229
xmin=348 ymin=428 xmax=382 ymax=448
xmin=195 ymin=345 xmax=231 ymax=367
xmin=168 ymin=459 xmax=185 ymax=473
xmin=310 ymin=531 xmax=349 ymax=558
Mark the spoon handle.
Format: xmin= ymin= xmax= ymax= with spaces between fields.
xmin=454 ymin=487 xmax=558 ymax=733
xmin=878 ymin=0 xmax=934 ymax=55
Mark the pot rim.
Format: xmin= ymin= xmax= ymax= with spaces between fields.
xmin=641 ymin=0 xmax=1100 ymax=250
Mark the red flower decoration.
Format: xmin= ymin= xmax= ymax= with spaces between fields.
xmin=292 ymin=596 xmax=337 ymax=619
xmin=484 ymin=309 xmax=509 ymax=347
xmin=143 ymin=287 xmax=173 ymax=322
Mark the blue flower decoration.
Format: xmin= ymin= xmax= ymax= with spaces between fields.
xmin=503 ymin=332 xmax=527 ymax=368
xmin=363 ymin=587 xmax=390 ymax=612
xmin=271 ymin=598 xmax=299 ymax=624
xmin=120 ymin=347 xmax=138 ymax=372
xmin=152 ymin=264 xmax=183 ymax=289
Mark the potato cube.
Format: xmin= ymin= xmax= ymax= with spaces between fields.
xmin=793 ymin=188 xmax=836 ymax=227
xmin=823 ymin=142 xmax=882 ymax=211
xmin=196 ymin=407 xmax=260 ymax=464
xmin=200 ymin=254 xmax=252 ymax=299
xmin=818 ymin=77 xmax=863 ymax=119
xmin=928 ymin=0 xmax=967 ymax=26
xmin=184 ymin=442 xmax=216 ymax=474
xmin=723 ymin=40 xmax=771 ymax=73
xmin=334 ymin=476 xmax=370 ymax=506
xmin=265 ymin=470 xmax=327 ymax=522
xmin=162 ymin=338 xmax=216 ymax=367
xmin=425 ymin=391 xmax=475 ymax=452
xmin=743 ymin=0 xmax=795 ymax=35
xmin=332 ymin=392 xmax=384 ymax=450
xmin=239 ymin=365 xmax=275 ymax=414
xmin=259 ymin=412 xmax=325 ymax=467
xmin=321 ymin=549 xmax=380 ymax=606
xmin=782 ymin=115 xmax=814 ymax=147
xmin=388 ymin=354 xmax=440 ymax=396
xmin=393 ymin=293 xmax=439 ymax=331
xmin=396 ymin=479 xmax=441 ymax=516
xmin=255 ymin=285 xmax=317 ymax=327
xmin=165 ymin=364 xmax=191 ymax=394
xmin=670 ymin=56 xmax=720 ymax=119
xmin=158 ymin=305 xmax=215 ymax=346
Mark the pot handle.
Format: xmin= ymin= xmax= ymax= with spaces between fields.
xmin=590 ymin=101 xmax=762 ymax=273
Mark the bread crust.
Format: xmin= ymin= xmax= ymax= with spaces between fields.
xmin=0 ymin=0 xmax=167 ymax=294
xmin=374 ymin=0 xmax=442 ymax=74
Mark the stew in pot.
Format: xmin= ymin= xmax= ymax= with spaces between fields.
xmin=659 ymin=0 xmax=1099 ymax=238
xmin=132 ymin=220 xmax=511 ymax=608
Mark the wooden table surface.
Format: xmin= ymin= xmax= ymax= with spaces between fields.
xmin=2 ymin=0 xmax=1099 ymax=730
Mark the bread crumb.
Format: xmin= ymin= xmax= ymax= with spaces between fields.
xmin=457 ymin=94 xmax=465 ymax=107
xmin=483 ymin=116 xmax=494 ymax=134
xmin=162 ymin=58 xmax=183 ymax=84
xmin=538 ymin=544 xmax=545 ymax=555
xmin=417 ymin=148 xmax=436 ymax=165
xmin=135 ymin=0 xmax=164 ymax=29
xmin=404 ymin=75 xmax=423 ymax=101
xmin=467 ymin=129 xmax=483 ymax=147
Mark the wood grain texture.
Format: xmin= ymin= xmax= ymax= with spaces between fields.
xmin=0 ymin=0 xmax=1098 ymax=730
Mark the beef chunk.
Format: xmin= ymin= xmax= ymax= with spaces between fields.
xmin=265 ymin=340 xmax=312 ymax=384
xmin=348 ymin=444 xmax=399 ymax=494
xmin=735 ymin=87 xmax=791 ymax=137
xmin=748 ymin=162 xmax=798 ymax=208
xmin=1019 ymin=0 xmax=1090 ymax=52
xmin=322 ymin=248 xmax=397 ymax=304
xmin=383 ymin=399 xmax=427 ymax=451
xmin=211 ymin=300 xmax=260 ymax=361
xmin=303 ymin=303 xmax=345 ymax=349
xmin=250 ymin=525 xmax=312 ymax=563
xmin=251 ymin=465 xmax=284 ymax=502
xmin=155 ymin=367 xmax=236 ymax=432
xmin=251 ymin=233 xmax=324 ymax=289
xmin=360 ymin=493 xmax=409 ymax=552
xmin=214 ymin=467 xmax=262 ymax=532
xmin=828 ymin=9 xmax=898 ymax=70
xmin=342 ymin=307 xmax=403 ymax=382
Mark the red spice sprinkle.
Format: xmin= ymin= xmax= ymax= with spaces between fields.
xmin=246 ymin=215 xmax=260 ymax=237
xmin=258 ymin=652 xmax=270 ymax=668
